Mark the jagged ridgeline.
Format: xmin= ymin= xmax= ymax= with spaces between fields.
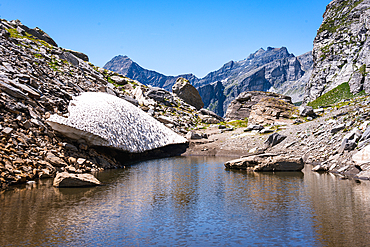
xmin=104 ymin=48 xmax=313 ymax=116
xmin=305 ymin=0 xmax=370 ymax=105
xmin=0 ymin=19 xmax=206 ymax=189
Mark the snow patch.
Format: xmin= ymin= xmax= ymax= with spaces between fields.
xmin=47 ymin=92 xmax=187 ymax=153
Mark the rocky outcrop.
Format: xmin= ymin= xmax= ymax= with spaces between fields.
xmin=224 ymin=153 xmax=304 ymax=172
xmin=63 ymin=48 xmax=89 ymax=62
xmin=0 ymin=18 xmax=202 ymax=190
xmin=53 ymin=172 xmax=101 ymax=187
xmin=47 ymin=92 xmax=187 ymax=153
xmin=306 ymin=0 xmax=370 ymax=102
xmin=248 ymin=97 xmax=296 ymax=125
xmin=172 ymin=77 xmax=204 ymax=110
xmin=224 ymin=91 xmax=293 ymax=121
xmin=105 ymin=48 xmax=312 ymax=117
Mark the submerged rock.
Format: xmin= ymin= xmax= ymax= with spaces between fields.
xmin=53 ymin=172 xmax=101 ymax=187
xmin=47 ymin=92 xmax=187 ymax=153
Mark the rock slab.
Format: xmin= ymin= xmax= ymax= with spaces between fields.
xmin=53 ymin=172 xmax=101 ymax=187
xmin=224 ymin=154 xmax=304 ymax=172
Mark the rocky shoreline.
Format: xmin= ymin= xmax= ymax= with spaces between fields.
xmin=184 ymin=95 xmax=370 ymax=181
xmin=0 ymin=19 xmax=206 ymax=190
xmin=2 ymin=4 xmax=370 ymax=191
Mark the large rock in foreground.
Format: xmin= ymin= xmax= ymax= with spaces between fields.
xmin=53 ymin=172 xmax=101 ymax=188
xmin=47 ymin=92 xmax=187 ymax=153
xmin=224 ymin=154 xmax=304 ymax=172
xmin=172 ymin=77 xmax=204 ymax=110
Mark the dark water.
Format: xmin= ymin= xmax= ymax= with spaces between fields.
xmin=1 ymin=156 xmax=370 ymax=246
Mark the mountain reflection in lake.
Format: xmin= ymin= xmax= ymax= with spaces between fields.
xmin=0 ymin=156 xmax=369 ymax=246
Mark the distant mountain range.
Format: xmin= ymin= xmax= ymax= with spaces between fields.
xmin=104 ymin=47 xmax=313 ymax=116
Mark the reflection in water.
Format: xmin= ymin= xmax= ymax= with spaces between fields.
xmin=0 ymin=156 xmax=369 ymax=246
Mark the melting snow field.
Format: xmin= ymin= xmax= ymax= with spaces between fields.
xmin=47 ymin=92 xmax=187 ymax=153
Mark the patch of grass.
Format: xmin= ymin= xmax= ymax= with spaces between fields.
xmin=33 ymin=53 xmax=42 ymax=59
xmin=227 ymin=119 xmax=249 ymax=128
xmin=359 ymin=64 xmax=367 ymax=76
xmin=48 ymin=57 xmax=61 ymax=71
xmin=318 ymin=0 xmax=365 ymax=34
xmin=307 ymin=82 xmax=366 ymax=108
xmin=6 ymin=28 xmax=53 ymax=50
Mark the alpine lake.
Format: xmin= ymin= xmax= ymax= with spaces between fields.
xmin=1 ymin=156 xmax=370 ymax=246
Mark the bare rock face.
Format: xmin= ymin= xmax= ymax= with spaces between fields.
xmin=224 ymin=91 xmax=293 ymax=121
xmin=53 ymin=172 xmax=101 ymax=187
xmin=248 ymin=97 xmax=296 ymax=125
xmin=172 ymin=78 xmax=204 ymax=110
xmin=306 ymin=0 xmax=370 ymax=102
xmin=224 ymin=153 xmax=304 ymax=172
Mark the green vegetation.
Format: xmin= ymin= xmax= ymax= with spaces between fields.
xmin=48 ymin=57 xmax=61 ymax=71
xmin=33 ymin=53 xmax=42 ymax=59
xmin=359 ymin=64 xmax=367 ymax=76
xmin=7 ymin=28 xmax=23 ymax=39
xmin=6 ymin=28 xmax=53 ymax=49
xmin=307 ymin=82 xmax=366 ymax=108
xmin=318 ymin=0 xmax=365 ymax=34
xmin=227 ymin=118 xmax=249 ymax=128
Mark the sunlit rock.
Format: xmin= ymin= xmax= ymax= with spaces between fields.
xmin=47 ymin=92 xmax=187 ymax=153
xmin=53 ymin=172 xmax=101 ymax=187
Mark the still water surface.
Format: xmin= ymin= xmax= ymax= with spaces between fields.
xmin=1 ymin=156 xmax=370 ymax=246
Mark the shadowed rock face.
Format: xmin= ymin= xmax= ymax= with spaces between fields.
xmin=47 ymin=92 xmax=187 ymax=153
xmin=306 ymin=0 xmax=370 ymax=102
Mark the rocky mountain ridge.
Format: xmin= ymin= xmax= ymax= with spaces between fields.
xmin=103 ymin=55 xmax=198 ymax=91
xmin=305 ymin=0 xmax=370 ymax=102
xmin=104 ymin=47 xmax=313 ymax=117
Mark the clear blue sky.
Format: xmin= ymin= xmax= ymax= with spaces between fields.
xmin=1 ymin=0 xmax=330 ymax=77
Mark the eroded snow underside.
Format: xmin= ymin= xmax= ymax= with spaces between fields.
xmin=47 ymin=92 xmax=187 ymax=153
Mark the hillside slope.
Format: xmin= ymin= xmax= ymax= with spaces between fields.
xmin=306 ymin=0 xmax=370 ymax=102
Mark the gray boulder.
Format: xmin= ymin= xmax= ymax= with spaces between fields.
xmin=264 ymin=133 xmax=287 ymax=148
xmin=146 ymin=87 xmax=174 ymax=103
xmin=299 ymin=105 xmax=315 ymax=117
xmin=245 ymin=124 xmax=264 ymax=131
xmin=63 ymin=48 xmax=89 ymax=62
xmin=199 ymin=108 xmax=224 ymax=121
xmin=186 ymin=131 xmax=207 ymax=140
xmin=339 ymin=139 xmax=357 ymax=153
xmin=53 ymin=172 xmax=101 ymax=187
xmin=172 ymin=77 xmax=204 ymax=110
xmin=360 ymin=125 xmax=370 ymax=142
xmin=331 ymin=124 xmax=346 ymax=134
